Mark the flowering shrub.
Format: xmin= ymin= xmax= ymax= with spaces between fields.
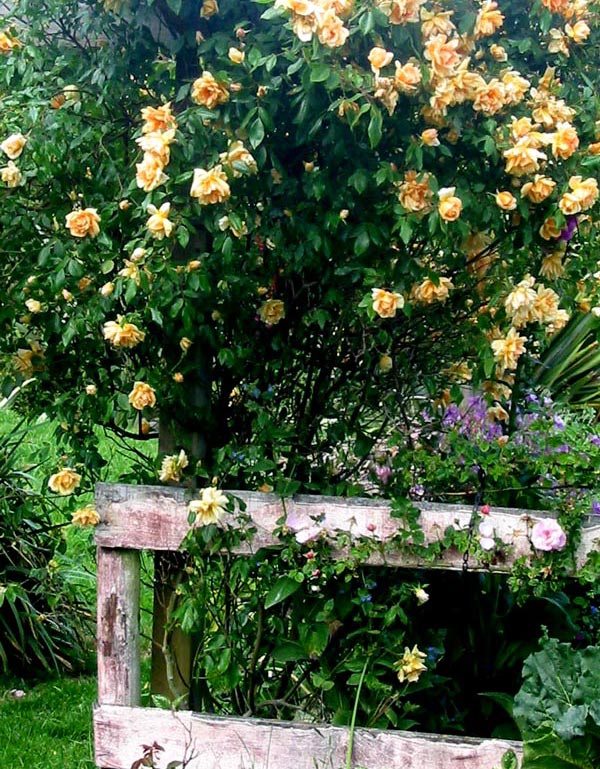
xmin=1 ymin=0 xmax=600 ymax=493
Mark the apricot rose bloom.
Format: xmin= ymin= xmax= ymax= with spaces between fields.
xmin=72 ymin=505 xmax=101 ymax=527
xmin=491 ymin=327 xmax=527 ymax=370
xmin=521 ymin=175 xmax=555 ymax=203
xmin=190 ymin=165 xmax=231 ymax=205
xmin=398 ymin=171 xmax=432 ymax=213
xmin=190 ymin=71 xmax=229 ymax=109
xmin=424 ymin=34 xmax=461 ymax=78
xmin=141 ymin=102 xmax=178 ymax=133
xmin=368 ymin=46 xmax=393 ymax=73
xmin=259 ymin=299 xmax=286 ymax=326
xmin=219 ymin=141 xmax=257 ymax=176
xmin=371 ymin=288 xmax=404 ymax=318
xmin=65 ymin=208 xmax=101 ymax=238
xmin=128 ymin=381 xmax=157 ymax=411
xmin=1 ymin=160 xmax=21 ymax=187
xmin=103 ymin=316 xmax=146 ymax=348
xmin=495 ymin=191 xmax=517 ymax=210
xmin=189 ymin=487 xmax=229 ymax=526
xmin=394 ymin=61 xmax=422 ymax=92
xmin=438 ymin=187 xmax=462 ymax=221
xmin=473 ymin=0 xmax=504 ymax=37
xmin=48 ymin=468 xmax=82 ymax=496
xmin=135 ymin=153 xmax=168 ymax=192
xmin=146 ymin=202 xmax=173 ymax=239
xmin=411 ymin=277 xmax=454 ymax=304
xmin=0 ymin=132 xmax=27 ymax=159
xmin=551 ymin=122 xmax=579 ymax=160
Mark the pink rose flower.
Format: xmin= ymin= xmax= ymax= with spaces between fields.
xmin=531 ymin=518 xmax=567 ymax=552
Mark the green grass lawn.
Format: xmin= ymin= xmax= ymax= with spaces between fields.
xmin=0 ymin=676 xmax=96 ymax=768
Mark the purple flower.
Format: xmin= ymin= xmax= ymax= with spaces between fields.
xmin=410 ymin=484 xmax=425 ymax=499
xmin=553 ymin=415 xmax=566 ymax=431
xmin=559 ymin=215 xmax=578 ymax=242
xmin=589 ymin=434 xmax=600 ymax=447
xmin=525 ymin=392 xmax=539 ymax=404
xmin=591 ymin=501 xmax=600 ymax=516
xmin=554 ymin=444 xmax=570 ymax=454
xmin=375 ymin=465 xmax=392 ymax=484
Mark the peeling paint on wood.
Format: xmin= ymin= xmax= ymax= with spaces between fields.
xmin=97 ymin=548 xmax=141 ymax=706
xmin=95 ymin=483 xmax=600 ymax=571
xmin=94 ymin=704 xmax=522 ymax=769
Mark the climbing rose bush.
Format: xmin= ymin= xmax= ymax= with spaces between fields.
xmin=0 ymin=0 xmax=600 ymax=493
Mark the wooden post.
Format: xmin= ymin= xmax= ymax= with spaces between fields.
xmin=97 ymin=547 xmax=141 ymax=706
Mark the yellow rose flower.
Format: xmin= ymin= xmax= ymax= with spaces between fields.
xmin=135 ymin=153 xmax=168 ymax=192
xmin=540 ymin=251 xmax=565 ymax=280
xmin=85 ymin=384 xmax=98 ymax=396
xmin=421 ymin=128 xmax=440 ymax=146
xmin=190 ymin=165 xmax=231 ymax=205
xmin=473 ymin=0 xmax=504 ymax=38
xmin=368 ymin=46 xmax=393 ymax=74
xmin=317 ymin=9 xmax=349 ymax=48
xmin=72 ymin=505 xmax=100 ymax=527
xmin=180 ymin=336 xmax=192 ymax=351
xmin=219 ymin=141 xmax=257 ymax=177
xmin=565 ymin=20 xmax=590 ymax=43
xmin=128 ymin=381 xmax=156 ymax=410
xmin=188 ymin=487 xmax=228 ymax=526
xmin=159 ymin=449 xmax=189 ymax=483
xmin=539 ymin=216 xmax=562 ymax=240
xmin=521 ymin=175 xmax=555 ymax=203
xmin=397 ymin=171 xmax=432 ymax=213
xmin=190 ymin=71 xmax=229 ymax=109
xmin=103 ymin=316 xmax=146 ymax=348
xmin=558 ymin=192 xmax=581 ymax=216
xmin=411 ymin=276 xmax=454 ymax=304
xmin=503 ymin=138 xmax=546 ymax=176
xmin=491 ymin=327 xmax=527 ymax=370
xmin=1 ymin=160 xmax=21 ymax=187
xmin=228 ymin=47 xmax=245 ymax=64
xmin=424 ymin=34 xmax=461 ymax=79
xmin=551 ymin=122 xmax=579 ymax=160
xmin=259 ymin=299 xmax=286 ymax=326
xmin=65 ymin=208 xmax=101 ymax=238
xmin=0 ymin=31 xmax=20 ymax=52
xmin=371 ymin=288 xmax=404 ymax=318
xmin=200 ymin=0 xmax=219 ymax=18
xmin=146 ymin=202 xmax=173 ymax=239
xmin=140 ymin=102 xmax=178 ymax=134
xmin=394 ymin=60 xmax=422 ymax=93
xmin=495 ymin=191 xmax=517 ymax=210
xmin=0 ymin=132 xmax=27 ymax=159
xmin=568 ymin=175 xmax=598 ymax=210
xmin=25 ymin=298 xmax=42 ymax=313
xmin=48 ymin=468 xmax=82 ymax=496
xmin=490 ymin=44 xmax=508 ymax=61
xmin=395 ymin=645 xmax=427 ymax=683
xmin=438 ymin=186 xmax=462 ymax=221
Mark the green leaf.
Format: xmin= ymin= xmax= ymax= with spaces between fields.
xmin=264 ymin=576 xmax=301 ymax=609
xmin=310 ymin=62 xmax=330 ymax=82
xmin=248 ymin=117 xmax=265 ymax=149
xmin=354 ymin=230 xmax=370 ymax=256
xmin=367 ymin=105 xmax=383 ymax=149
xmin=272 ymin=641 xmax=308 ymax=662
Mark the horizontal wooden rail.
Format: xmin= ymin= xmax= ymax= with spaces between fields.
xmin=95 ymin=483 xmax=600 ymax=571
xmin=94 ymin=704 xmax=521 ymax=769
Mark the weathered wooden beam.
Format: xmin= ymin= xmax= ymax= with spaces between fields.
xmin=95 ymin=483 xmax=600 ymax=571
xmin=93 ymin=704 xmax=521 ymax=769
xmin=96 ymin=548 xmax=141 ymax=707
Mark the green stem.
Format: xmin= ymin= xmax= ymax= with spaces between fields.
xmin=345 ymin=658 xmax=369 ymax=769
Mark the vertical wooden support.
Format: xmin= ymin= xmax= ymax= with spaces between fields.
xmin=97 ymin=547 xmax=141 ymax=706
